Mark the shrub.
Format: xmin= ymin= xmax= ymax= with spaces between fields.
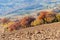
xmin=31 ymin=11 xmax=48 ymax=26
xmin=44 ymin=13 xmax=56 ymax=23
xmin=20 ymin=16 xmax=35 ymax=27
xmin=37 ymin=11 xmax=48 ymax=16
xmin=31 ymin=19 xmax=44 ymax=26
xmin=8 ymin=21 xmax=21 ymax=31
xmin=37 ymin=11 xmax=47 ymax=19
xmin=0 ymin=21 xmax=15 ymax=31
xmin=56 ymin=13 xmax=60 ymax=22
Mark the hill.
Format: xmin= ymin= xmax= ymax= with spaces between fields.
xmin=0 ymin=22 xmax=60 ymax=40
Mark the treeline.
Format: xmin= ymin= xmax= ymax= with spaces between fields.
xmin=0 ymin=10 xmax=60 ymax=31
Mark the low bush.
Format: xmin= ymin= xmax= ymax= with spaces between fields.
xmin=20 ymin=16 xmax=35 ymax=27
xmin=1 ymin=10 xmax=60 ymax=32
xmin=31 ymin=19 xmax=44 ymax=26
xmin=56 ymin=13 xmax=60 ymax=22
xmin=8 ymin=21 xmax=21 ymax=31
xmin=44 ymin=13 xmax=57 ymax=23
xmin=37 ymin=11 xmax=47 ymax=19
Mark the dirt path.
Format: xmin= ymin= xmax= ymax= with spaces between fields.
xmin=0 ymin=22 xmax=60 ymax=40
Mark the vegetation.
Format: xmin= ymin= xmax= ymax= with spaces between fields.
xmin=8 ymin=22 xmax=20 ymax=31
xmin=37 ymin=11 xmax=47 ymax=19
xmin=56 ymin=13 xmax=60 ymax=22
xmin=31 ymin=19 xmax=44 ymax=26
xmin=44 ymin=12 xmax=56 ymax=23
xmin=20 ymin=16 xmax=35 ymax=27
xmin=1 ymin=10 xmax=60 ymax=31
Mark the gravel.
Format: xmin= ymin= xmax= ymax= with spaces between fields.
xmin=0 ymin=22 xmax=60 ymax=40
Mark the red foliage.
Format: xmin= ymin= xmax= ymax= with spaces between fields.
xmin=20 ymin=16 xmax=35 ymax=27
xmin=8 ymin=22 xmax=20 ymax=31
xmin=37 ymin=11 xmax=50 ymax=19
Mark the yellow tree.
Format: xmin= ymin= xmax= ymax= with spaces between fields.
xmin=31 ymin=19 xmax=44 ymax=26
xmin=56 ymin=13 xmax=60 ymax=22
xmin=44 ymin=12 xmax=56 ymax=23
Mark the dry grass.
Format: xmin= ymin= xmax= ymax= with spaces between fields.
xmin=0 ymin=22 xmax=60 ymax=40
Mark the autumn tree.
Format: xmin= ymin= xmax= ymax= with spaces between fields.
xmin=20 ymin=16 xmax=35 ymax=27
xmin=31 ymin=11 xmax=47 ymax=26
xmin=44 ymin=12 xmax=57 ymax=23
xmin=8 ymin=21 xmax=21 ymax=31
xmin=56 ymin=13 xmax=60 ymax=22
xmin=37 ymin=11 xmax=47 ymax=19
xmin=31 ymin=19 xmax=44 ymax=26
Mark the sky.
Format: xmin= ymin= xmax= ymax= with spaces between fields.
xmin=0 ymin=0 xmax=60 ymax=16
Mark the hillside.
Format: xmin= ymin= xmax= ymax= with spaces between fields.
xmin=0 ymin=22 xmax=60 ymax=40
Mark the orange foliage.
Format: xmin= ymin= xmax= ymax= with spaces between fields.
xmin=37 ymin=11 xmax=54 ymax=19
xmin=1 ymin=10 xmax=58 ymax=32
xmin=37 ymin=11 xmax=48 ymax=19
xmin=20 ymin=16 xmax=35 ymax=27
xmin=8 ymin=21 xmax=20 ymax=31
xmin=44 ymin=11 xmax=56 ymax=23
